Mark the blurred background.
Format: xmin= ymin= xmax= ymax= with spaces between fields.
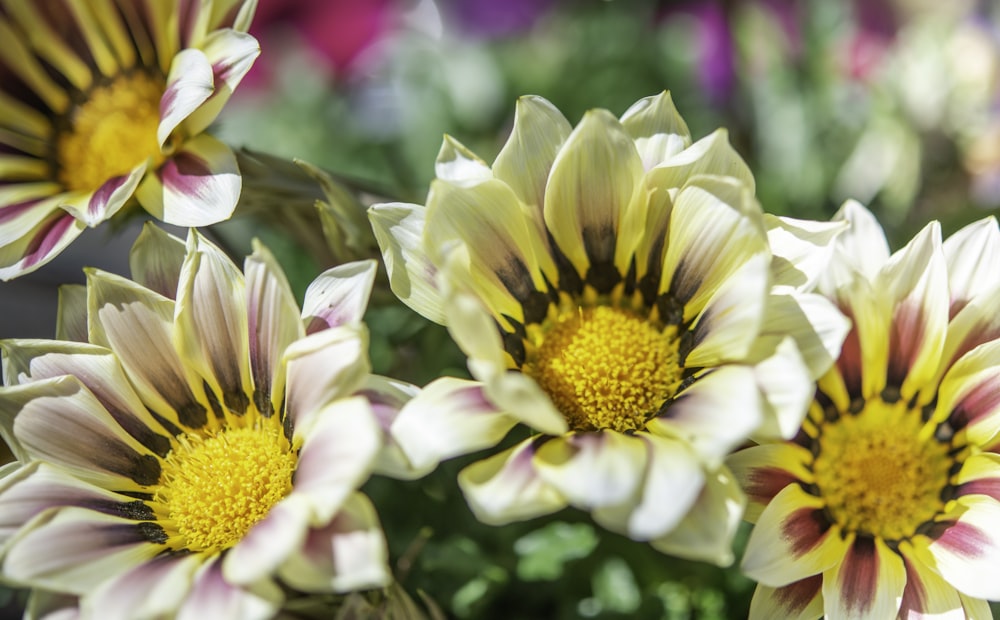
xmin=3 ymin=0 xmax=1000 ymax=617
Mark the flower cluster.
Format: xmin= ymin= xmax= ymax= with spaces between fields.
xmin=0 ymin=2 xmax=999 ymax=619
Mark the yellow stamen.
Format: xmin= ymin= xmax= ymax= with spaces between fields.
xmin=524 ymin=305 xmax=683 ymax=432
xmin=812 ymin=399 xmax=952 ymax=540
xmin=156 ymin=417 xmax=296 ymax=554
xmin=56 ymin=73 xmax=164 ymax=192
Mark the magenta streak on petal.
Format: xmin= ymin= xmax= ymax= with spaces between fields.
xmin=835 ymin=305 xmax=863 ymax=399
xmin=950 ymin=379 xmax=1000 ymax=432
xmin=929 ymin=520 xmax=990 ymax=559
xmin=887 ymin=301 xmax=927 ymax=388
xmin=838 ymin=537 xmax=879 ymax=615
xmin=0 ymin=198 xmax=42 ymax=224
xmin=158 ymin=150 xmax=211 ymax=198
xmin=947 ymin=321 xmax=1000 ymax=375
xmin=745 ymin=466 xmax=798 ymax=507
xmin=21 ymin=212 xmax=74 ymax=268
xmin=773 ymin=575 xmax=822 ymax=615
xmin=453 ymin=385 xmax=495 ymax=414
xmin=89 ymin=174 xmax=128 ymax=218
xmin=781 ymin=507 xmax=831 ymax=558
xmin=898 ymin=555 xmax=928 ymax=615
xmin=178 ymin=0 xmax=200 ymax=48
xmin=959 ymin=478 xmax=1000 ymax=502
xmin=159 ymin=82 xmax=179 ymax=120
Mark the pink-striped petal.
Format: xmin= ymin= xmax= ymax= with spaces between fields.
xmin=942 ymin=216 xmax=1000 ymax=317
xmin=85 ymin=554 xmax=202 ymax=620
xmin=179 ymin=29 xmax=260 ymax=139
xmin=911 ymin=497 xmax=1000 ymax=600
xmin=726 ymin=442 xmax=813 ymax=523
xmin=175 ymin=559 xmax=280 ymax=620
xmin=897 ymin=552 xmax=967 ymax=619
xmin=822 ymin=537 xmax=905 ymax=620
xmin=300 ymin=259 xmax=377 ymax=334
xmin=534 ymin=431 xmax=647 ymax=510
xmin=748 ymin=577 xmax=823 ymax=620
xmin=57 ymin=165 xmax=145 ymax=227
xmin=0 ymin=210 xmax=85 ymax=281
xmin=283 ymin=326 xmax=369 ymax=427
xmin=936 ymin=339 xmax=1000 ymax=447
xmin=158 ymin=48 xmax=215 ymax=147
xmin=135 ymin=134 xmax=239 ymax=227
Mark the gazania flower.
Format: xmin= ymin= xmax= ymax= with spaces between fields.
xmin=0 ymin=0 xmax=260 ymax=280
xmin=0 ymin=226 xmax=392 ymax=617
xmin=729 ymin=201 xmax=1000 ymax=618
xmin=370 ymin=92 xmax=848 ymax=564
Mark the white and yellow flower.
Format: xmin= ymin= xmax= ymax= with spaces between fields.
xmin=730 ymin=201 xmax=1000 ymax=618
xmin=0 ymin=225 xmax=391 ymax=618
xmin=370 ymin=92 xmax=849 ymax=564
xmin=0 ymin=0 xmax=259 ymax=279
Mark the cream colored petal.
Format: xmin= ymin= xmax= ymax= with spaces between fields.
xmin=685 ymin=252 xmax=769 ymax=367
xmin=741 ymin=484 xmax=846 ymax=587
xmin=620 ymin=91 xmax=691 ymax=170
xmin=493 ymin=95 xmax=572 ymax=209
xmin=748 ymin=580 xmax=824 ymax=620
xmin=283 ymin=325 xmax=370 ymax=428
xmin=937 ymin=286 xmax=1000 ymax=382
xmin=648 ymin=464 xmax=745 ymax=566
xmin=129 ymin=223 xmax=186 ymax=300
xmin=896 ymin=553 xmax=968 ymax=619
xmin=174 ymin=230 xmax=252 ymax=418
xmin=389 ymin=377 xmax=518 ymax=477
xmin=175 ymin=559 xmax=281 ymax=620
xmin=0 ymin=18 xmax=69 ymax=112
xmin=3 ymin=1 xmax=93 ymax=92
xmin=592 ymin=432 xmax=704 ymax=541
xmin=368 ymin=202 xmax=447 ymax=324
xmin=434 ymin=134 xmax=492 ymax=186
xmin=935 ymin=339 xmax=1000 ymax=447
xmin=300 ymin=259 xmax=377 ymax=333
xmin=158 ymin=48 xmax=215 ymax=147
xmin=64 ymin=0 xmax=119 ymax=77
xmin=85 ymin=554 xmax=202 ymax=620
xmin=534 ymin=431 xmax=647 ymax=510
xmin=245 ymin=241 xmax=304 ymax=417
xmin=56 ymin=284 xmax=89 ymax=343
xmin=223 ymin=496 xmax=309 ymax=586
xmin=821 ymin=200 xmax=889 ymax=288
xmin=751 ymin=292 xmax=851 ymax=381
xmin=457 ymin=440 xmax=567 ymax=525
xmin=56 ymin=164 xmax=146 ymax=227
xmin=648 ymin=128 xmax=754 ymax=192
xmin=180 ymin=30 xmax=260 ymax=139
xmin=646 ymin=365 xmax=763 ymax=468
xmin=821 ymin=537 xmax=905 ymax=620
xmin=543 ymin=109 xmax=645 ymax=278
xmin=749 ymin=337 xmax=813 ymax=442
xmin=660 ymin=175 xmax=768 ymax=322
xmin=726 ymin=442 xmax=814 ymax=524
xmin=765 ymin=214 xmax=847 ymax=292
xmin=943 ymin=216 xmax=1000 ymax=316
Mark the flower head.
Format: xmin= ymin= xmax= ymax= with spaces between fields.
xmin=730 ymin=201 xmax=1000 ymax=618
xmin=370 ymin=92 xmax=848 ymax=564
xmin=0 ymin=225 xmax=391 ymax=617
xmin=0 ymin=0 xmax=260 ymax=279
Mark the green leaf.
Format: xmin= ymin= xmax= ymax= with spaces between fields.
xmin=513 ymin=521 xmax=599 ymax=581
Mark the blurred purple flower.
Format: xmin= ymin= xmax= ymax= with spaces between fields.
xmin=439 ymin=0 xmax=555 ymax=38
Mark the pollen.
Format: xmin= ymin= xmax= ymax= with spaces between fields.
xmin=56 ymin=72 xmax=165 ymax=192
xmin=812 ymin=399 xmax=952 ymax=541
xmin=156 ymin=419 xmax=296 ymax=554
xmin=523 ymin=305 xmax=683 ymax=433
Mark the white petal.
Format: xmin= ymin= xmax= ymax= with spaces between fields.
xmin=223 ymin=497 xmax=309 ymax=586
xmin=434 ymin=135 xmax=492 ymax=186
xmin=534 ymin=431 xmax=647 ymax=510
xmin=750 ymin=337 xmax=813 ymax=442
xmin=620 ymin=90 xmax=692 ymax=170
xmin=283 ymin=326 xmax=370 ymax=427
xmin=942 ymin=216 xmax=1000 ymax=314
xmin=158 ymin=48 xmax=214 ymax=147
xmin=85 ymin=554 xmax=202 ymax=620
xmin=300 ymin=259 xmax=377 ymax=333
xmin=765 ymin=214 xmax=847 ymax=292
xmin=176 ymin=559 xmax=280 ymax=620
xmin=822 ymin=537 xmax=905 ymax=620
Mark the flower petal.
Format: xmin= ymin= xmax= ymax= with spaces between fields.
xmin=458 ymin=439 xmax=567 ymax=525
xmin=176 ymin=559 xmax=280 ymax=620
xmin=750 ymin=336 xmax=813 ymax=442
xmin=388 ymin=377 xmax=518 ymax=477
xmin=592 ymin=433 xmax=704 ymax=541
xmin=748 ymin=577 xmax=824 ymax=620
xmin=821 ymin=200 xmax=890 ymax=286
xmin=223 ymin=496 xmax=309 ymax=586
xmin=279 ymin=492 xmax=391 ymax=594
xmin=128 ymin=222 xmax=187 ymax=301
xmin=56 ymin=284 xmax=88 ymax=343
xmin=300 ymin=259 xmax=377 ymax=334
xmin=822 ymin=537 xmax=905 ymax=620
xmin=647 ymin=365 xmax=763 ymax=467
xmin=620 ymin=91 xmax=691 ymax=170
xmin=897 ymin=553 xmax=967 ymax=619
xmin=493 ymin=95 xmax=572 ymax=209
xmin=158 ymin=48 xmax=215 ymax=147
xmin=942 ymin=216 xmax=1000 ymax=316
xmin=368 ymin=203 xmax=447 ymax=324
xmin=85 ymin=554 xmax=202 ymax=620
xmin=533 ymin=431 xmax=647 ymax=510
xmin=0 ymin=210 xmax=85 ymax=281
xmin=936 ymin=339 xmax=1000 ymax=447
xmin=283 ymin=325 xmax=370 ymax=426
xmin=741 ymin=484 xmax=846 ymax=587
xmin=434 ymin=135 xmax=492 ymax=186
xmin=647 ymin=128 xmax=754 ymax=192
xmin=648 ymin=464 xmax=745 ymax=566
xmin=179 ymin=29 xmax=260 ymax=139
xmin=752 ymin=292 xmax=851 ymax=381
xmin=135 ymin=133 xmax=239 ymax=227
xmin=58 ymin=165 xmax=146 ymax=227
xmin=765 ymin=214 xmax=847 ymax=292
xmin=726 ymin=442 xmax=813 ymax=523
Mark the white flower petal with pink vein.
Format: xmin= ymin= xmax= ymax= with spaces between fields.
xmin=85 ymin=554 xmax=202 ymax=620
xmin=822 ymin=537 xmax=905 ymax=620
xmin=942 ymin=216 xmax=1000 ymax=314
xmin=179 ymin=30 xmax=260 ymax=139
xmin=300 ymin=259 xmax=377 ymax=334
xmin=935 ymin=339 xmax=1000 ymax=447
xmin=646 ymin=365 xmax=763 ymax=467
xmin=283 ymin=325 xmax=370 ymax=428
xmin=176 ymin=559 xmax=280 ymax=620
xmin=534 ymin=431 xmax=647 ymax=510
xmin=57 ymin=164 xmax=146 ymax=227
xmin=174 ymin=229 xmax=252 ymax=413
xmin=224 ymin=496 xmax=310 ymax=586
xmin=157 ymin=48 xmax=215 ymax=146
xmin=368 ymin=203 xmax=447 ymax=324
xmin=0 ymin=210 xmax=85 ymax=281
xmin=4 ymin=507 xmax=160 ymax=594
xmin=129 ymin=223 xmax=187 ymax=300
xmin=0 ymin=188 xmax=64 ymax=247
xmin=749 ymin=578 xmax=824 ymax=620
xmin=592 ymin=433 xmax=704 ymax=541
xmin=726 ymin=443 xmax=813 ymax=524
xmin=245 ymin=240 xmax=304 ymax=416
xmin=135 ymin=133 xmax=239 ymax=227
xmin=458 ymin=440 xmax=567 ymax=525
xmin=650 ymin=466 xmax=745 ymax=566
xmin=293 ymin=396 xmax=380 ymax=523
xmin=8 ymin=377 xmax=162 ymax=493
xmin=741 ymin=484 xmax=847 ymax=587
xmin=280 ymin=492 xmax=391 ymax=594
xmin=911 ymin=496 xmax=1000 ymax=600
xmin=896 ymin=552 xmax=967 ymax=619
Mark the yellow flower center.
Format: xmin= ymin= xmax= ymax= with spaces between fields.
xmin=812 ymin=399 xmax=952 ymax=541
xmin=56 ymin=73 xmax=165 ymax=192
xmin=524 ymin=305 xmax=683 ymax=433
xmin=156 ymin=420 xmax=297 ymax=554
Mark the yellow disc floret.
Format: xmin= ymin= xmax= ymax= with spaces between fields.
xmin=57 ymin=73 xmax=165 ymax=192
xmin=524 ymin=305 xmax=683 ymax=433
xmin=812 ymin=399 xmax=952 ymax=540
xmin=156 ymin=420 xmax=296 ymax=554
